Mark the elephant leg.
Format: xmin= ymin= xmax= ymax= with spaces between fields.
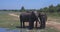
xmin=20 ymin=15 xmax=23 ymax=28
xmin=20 ymin=19 xmax=22 ymax=28
xmin=23 ymin=21 xmax=25 ymax=28
xmin=40 ymin=21 xmax=43 ymax=28
xmin=35 ymin=21 xmax=37 ymax=28
xmin=42 ymin=20 xmax=45 ymax=28
xmin=28 ymin=21 xmax=34 ymax=29
xmin=20 ymin=21 xmax=22 ymax=28
xmin=40 ymin=20 xmax=45 ymax=29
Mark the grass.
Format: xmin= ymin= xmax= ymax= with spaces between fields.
xmin=47 ymin=12 xmax=60 ymax=23
xmin=0 ymin=11 xmax=60 ymax=32
xmin=0 ymin=11 xmax=20 ymax=28
xmin=47 ymin=12 xmax=60 ymax=18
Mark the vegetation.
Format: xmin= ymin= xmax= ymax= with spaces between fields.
xmin=0 ymin=4 xmax=60 ymax=32
xmin=0 ymin=12 xmax=20 ymax=28
xmin=0 ymin=4 xmax=60 ymax=13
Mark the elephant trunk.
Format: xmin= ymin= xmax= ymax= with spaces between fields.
xmin=34 ymin=11 xmax=40 ymax=22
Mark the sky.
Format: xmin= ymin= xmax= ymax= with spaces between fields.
xmin=0 ymin=0 xmax=60 ymax=10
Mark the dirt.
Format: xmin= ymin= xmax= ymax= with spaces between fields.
xmin=8 ymin=13 xmax=60 ymax=30
xmin=46 ymin=18 xmax=60 ymax=30
xmin=8 ymin=13 xmax=19 ymax=18
xmin=46 ymin=22 xmax=60 ymax=30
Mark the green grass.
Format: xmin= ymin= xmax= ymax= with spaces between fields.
xmin=47 ymin=12 xmax=60 ymax=18
xmin=0 ymin=11 xmax=20 ymax=28
xmin=0 ymin=11 xmax=60 ymax=32
xmin=47 ymin=12 xmax=60 ymax=23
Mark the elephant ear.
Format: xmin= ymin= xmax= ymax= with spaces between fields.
xmin=34 ymin=11 xmax=40 ymax=22
xmin=34 ymin=11 xmax=38 ymax=16
xmin=40 ymin=12 xmax=47 ymax=21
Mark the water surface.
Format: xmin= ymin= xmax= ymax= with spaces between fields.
xmin=0 ymin=28 xmax=45 ymax=32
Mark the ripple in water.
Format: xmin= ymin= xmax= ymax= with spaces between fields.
xmin=0 ymin=28 xmax=45 ymax=32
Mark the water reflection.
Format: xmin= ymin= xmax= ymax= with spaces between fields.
xmin=0 ymin=28 xmax=45 ymax=32
xmin=0 ymin=28 xmax=20 ymax=32
xmin=20 ymin=29 xmax=45 ymax=32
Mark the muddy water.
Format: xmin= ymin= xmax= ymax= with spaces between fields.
xmin=0 ymin=28 xmax=45 ymax=32
xmin=0 ymin=28 xmax=20 ymax=32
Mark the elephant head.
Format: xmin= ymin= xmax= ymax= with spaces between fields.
xmin=33 ymin=11 xmax=40 ymax=22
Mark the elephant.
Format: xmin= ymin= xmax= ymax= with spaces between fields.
xmin=38 ymin=12 xmax=47 ymax=29
xmin=20 ymin=11 xmax=47 ymax=29
xmin=20 ymin=11 xmax=38 ymax=29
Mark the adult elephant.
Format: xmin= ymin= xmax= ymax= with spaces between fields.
xmin=20 ymin=11 xmax=38 ymax=29
xmin=20 ymin=11 xmax=47 ymax=29
xmin=38 ymin=12 xmax=47 ymax=29
xmin=32 ymin=12 xmax=47 ymax=29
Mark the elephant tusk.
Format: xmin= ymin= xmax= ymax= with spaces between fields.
xmin=38 ymin=17 xmax=40 ymax=22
